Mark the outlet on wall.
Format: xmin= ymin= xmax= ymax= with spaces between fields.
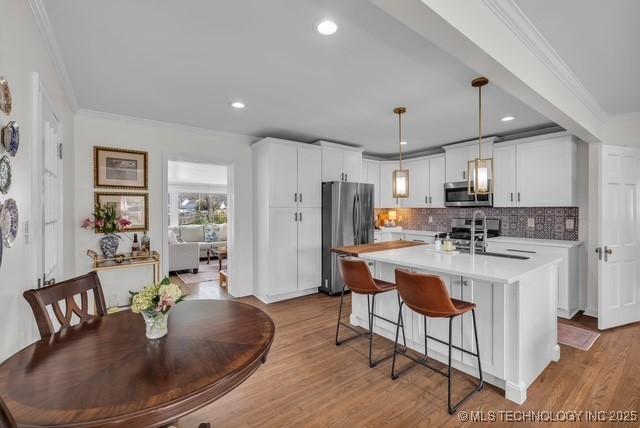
xmin=527 ymin=217 xmax=535 ymax=228
xmin=565 ymin=218 xmax=575 ymax=231
xmin=428 ymin=216 xmax=433 ymax=224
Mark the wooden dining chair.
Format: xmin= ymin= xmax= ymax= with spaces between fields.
xmin=0 ymin=396 xmax=16 ymax=428
xmin=23 ymin=271 xmax=108 ymax=338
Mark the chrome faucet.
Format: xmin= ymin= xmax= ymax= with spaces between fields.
xmin=470 ymin=210 xmax=488 ymax=256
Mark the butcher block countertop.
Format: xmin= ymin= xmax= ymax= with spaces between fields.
xmin=331 ymin=240 xmax=426 ymax=257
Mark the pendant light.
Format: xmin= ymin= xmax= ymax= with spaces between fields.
xmin=468 ymin=77 xmax=494 ymax=196
xmin=392 ymin=107 xmax=409 ymax=198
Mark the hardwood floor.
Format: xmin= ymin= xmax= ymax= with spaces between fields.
xmin=178 ymin=291 xmax=640 ymax=427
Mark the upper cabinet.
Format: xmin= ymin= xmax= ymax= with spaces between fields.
xmin=401 ymin=155 xmax=446 ymax=208
xmin=444 ymin=139 xmax=494 ymax=183
xmin=493 ymin=135 xmax=577 ymax=207
xmin=316 ymin=141 xmax=363 ymax=182
xmin=362 ymin=160 xmax=381 ymax=208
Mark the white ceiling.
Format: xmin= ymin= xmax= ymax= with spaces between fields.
xmin=168 ymin=161 xmax=227 ymax=186
xmin=515 ymin=0 xmax=640 ymax=116
xmin=44 ymin=0 xmax=553 ymax=155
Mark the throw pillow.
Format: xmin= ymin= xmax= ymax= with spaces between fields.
xmin=205 ymin=225 xmax=219 ymax=242
xmin=168 ymin=229 xmax=179 ymax=245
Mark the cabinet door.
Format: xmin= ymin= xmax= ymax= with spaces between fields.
xmin=269 ymin=143 xmax=298 ymax=208
xmin=298 ymin=147 xmax=322 ymax=208
xmin=461 ymin=277 xmax=504 ymax=378
xmin=321 ymin=146 xmax=344 ymax=182
xmin=365 ymin=161 xmax=381 ymax=208
xmin=343 ymin=150 xmax=362 ymax=182
xmin=516 ymin=138 xmax=575 ymax=206
xmin=379 ymin=163 xmax=402 ymax=208
xmin=361 ymin=160 xmax=369 ymax=182
xmin=297 ymin=207 xmax=321 ymax=291
xmin=493 ymin=145 xmax=517 ymax=207
xmin=404 ymin=158 xmax=429 ymax=207
xmin=268 ymin=208 xmax=299 ymax=295
xmin=445 ymin=146 xmax=470 ymax=182
xmin=428 ymin=155 xmax=445 ymax=207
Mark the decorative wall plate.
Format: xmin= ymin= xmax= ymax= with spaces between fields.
xmin=0 ymin=198 xmax=18 ymax=248
xmin=0 ymin=77 xmax=11 ymax=115
xmin=1 ymin=121 xmax=19 ymax=156
xmin=0 ymin=156 xmax=10 ymax=194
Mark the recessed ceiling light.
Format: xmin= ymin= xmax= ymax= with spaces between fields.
xmin=400 ymin=141 xmax=408 ymax=145
xmin=231 ymin=101 xmax=246 ymax=109
xmin=316 ymin=19 xmax=338 ymax=35
xmin=501 ymin=115 xmax=516 ymax=122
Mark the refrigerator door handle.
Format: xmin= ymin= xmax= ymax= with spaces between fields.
xmin=355 ymin=192 xmax=361 ymax=245
xmin=352 ymin=193 xmax=358 ymax=245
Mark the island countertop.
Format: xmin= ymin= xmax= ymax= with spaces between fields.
xmin=358 ymin=245 xmax=562 ymax=284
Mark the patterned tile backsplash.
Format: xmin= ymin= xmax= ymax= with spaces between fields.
xmin=375 ymin=207 xmax=579 ymax=241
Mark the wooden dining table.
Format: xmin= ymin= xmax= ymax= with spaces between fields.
xmin=0 ymin=300 xmax=275 ymax=428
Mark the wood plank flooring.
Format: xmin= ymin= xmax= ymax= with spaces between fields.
xmin=177 ymin=291 xmax=640 ymax=427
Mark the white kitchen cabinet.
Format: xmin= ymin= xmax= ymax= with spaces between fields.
xmin=486 ymin=239 xmax=582 ymax=319
xmin=379 ymin=162 xmax=402 ymax=208
xmin=516 ymin=137 xmax=576 ymax=207
xmin=297 ymin=207 xmax=322 ymax=291
xmin=493 ymin=144 xmax=517 ymax=207
xmin=428 ymin=155 xmax=445 ymax=207
xmin=493 ymin=135 xmax=577 ymax=207
xmin=362 ymin=160 xmax=381 ymax=208
xmin=317 ymin=141 xmax=363 ymax=182
xmin=444 ymin=140 xmax=494 ymax=183
xmin=252 ymin=138 xmax=323 ymax=303
xmin=405 ymin=158 xmax=429 ymax=207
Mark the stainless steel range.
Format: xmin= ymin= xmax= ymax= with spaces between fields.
xmin=437 ymin=217 xmax=501 ymax=253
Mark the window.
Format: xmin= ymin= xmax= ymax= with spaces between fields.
xmin=177 ymin=192 xmax=227 ymax=225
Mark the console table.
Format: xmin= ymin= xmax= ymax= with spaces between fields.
xmin=87 ymin=250 xmax=161 ymax=283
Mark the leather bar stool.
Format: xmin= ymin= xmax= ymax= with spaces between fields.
xmin=391 ymin=269 xmax=483 ymax=414
xmin=335 ymin=257 xmax=407 ymax=367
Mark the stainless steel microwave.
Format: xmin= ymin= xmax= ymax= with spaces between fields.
xmin=444 ymin=181 xmax=493 ymax=207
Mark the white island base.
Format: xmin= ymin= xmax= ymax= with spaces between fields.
xmin=351 ymin=247 xmax=561 ymax=404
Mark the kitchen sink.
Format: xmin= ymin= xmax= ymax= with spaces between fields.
xmin=479 ymin=251 xmax=530 ymax=260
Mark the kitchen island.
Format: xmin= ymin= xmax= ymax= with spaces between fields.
xmin=340 ymin=244 xmax=562 ymax=404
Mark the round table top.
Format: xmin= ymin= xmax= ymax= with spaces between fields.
xmin=0 ymin=300 xmax=274 ymax=428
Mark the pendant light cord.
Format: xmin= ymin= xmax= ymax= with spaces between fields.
xmin=398 ymin=111 xmax=403 ymax=169
xmin=478 ymin=84 xmax=483 ymax=159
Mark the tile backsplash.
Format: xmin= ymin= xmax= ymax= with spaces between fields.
xmin=375 ymin=207 xmax=579 ymax=241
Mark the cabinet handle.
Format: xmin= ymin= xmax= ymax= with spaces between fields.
xmin=462 ymin=280 xmax=469 ymax=287
xmin=294 ymin=212 xmax=298 ymax=222
xmin=299 ymin=212 xmax=303 ymax=222
xmin=412 ymin=239 xmax=425 ymax=242
xmin=299 ymin=193 xmax=302 ymax=203
xmin=425 ymin=196 xmax=428 ymax=204
xmin=595 ymin=247 xmax=602 ymax=260
xmin=345 ymin=173 xmax=348 ymax=181
xmin=341 ymin=173 xmax=345 ymax=181
xmin=429 ymin=196 xmax=432 ymax=204
xmin=507 ymin=248 xmax=536 ymax=254
xmin=517 ymin=192 xmax=521 ymax=202
xmin=462 ymin=170 xmax=466 ymax=180
xmin=294 ymin=193 xmax=297 ymax=202
xmin=604 ymin=246 xmax=612 ymax=262
xmin=510 ymin=192 xmax=513 ymax=202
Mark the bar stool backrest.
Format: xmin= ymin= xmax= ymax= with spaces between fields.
xmin=395 ymin=269 xmax=458 ymax=318
xmin=338 ymin=257 xmax=379 ymax=294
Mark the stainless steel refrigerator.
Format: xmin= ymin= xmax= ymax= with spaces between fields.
xmin=320 ymin=182 xmax=374 ymax=295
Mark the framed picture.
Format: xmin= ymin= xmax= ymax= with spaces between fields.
xmin=94 ymin=146 xmax=148 ymax=189
xmin=95 ymin=192 xmax=149 ymax=232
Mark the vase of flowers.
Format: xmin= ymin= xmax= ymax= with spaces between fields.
xmin=81 ymin=202 xmax=132 ymax=258
xmin=130 ymin=277 xmax=186 ymax=339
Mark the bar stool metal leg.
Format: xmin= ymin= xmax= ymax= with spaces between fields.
xmin=336 ymin=284 xmax=370 ymax=346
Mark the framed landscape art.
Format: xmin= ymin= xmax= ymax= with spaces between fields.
xmin=95 ymin=192 xmax=148 ymax=232
xmin=94 ymin=146 xmax=148 ymax=189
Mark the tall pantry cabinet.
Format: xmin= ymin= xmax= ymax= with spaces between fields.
xmin=252 ymin=138 xmax=322 ymax=303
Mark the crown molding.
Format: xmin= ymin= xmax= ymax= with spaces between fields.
xmin=77 ymin=108 xmax=261 ymax=142
xmin=482 ymin=0 xmax=607 ymax=123
xmin=28 ymin=0 xmax=78 ymax=112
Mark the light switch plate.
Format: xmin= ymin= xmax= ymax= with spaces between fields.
xmin=527 ymin=217 xmax=535 ymax=228
xmin=428 ymin=216 xmax=433 ymax=224
xmin=566 ymin=218 xmax=575 ymax=231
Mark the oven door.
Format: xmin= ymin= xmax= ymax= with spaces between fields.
xmin=444 ymin=181 xmax=493 ymax=207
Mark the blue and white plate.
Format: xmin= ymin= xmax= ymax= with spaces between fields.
xmin=0 ymin=156 xmax=10 ymax=194
xmin=1 ymin=121 xmax=19 ymax=157
xmin=0 ymin=77 xmax=11 ymax=116
xmin=0 ymin=198 xmax=18 ymax=248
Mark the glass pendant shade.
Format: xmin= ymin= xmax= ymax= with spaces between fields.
xmin=467 ymin=157 xmax=493 ymax=195
xmin=392 ymin=169 xmax=409 ymax=198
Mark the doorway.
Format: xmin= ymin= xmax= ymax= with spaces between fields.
xmin=165 ymin=160 xmax=231 ymax=299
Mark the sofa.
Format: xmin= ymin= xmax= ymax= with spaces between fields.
xmin=168 ymin=224 xmax=228 ymax=272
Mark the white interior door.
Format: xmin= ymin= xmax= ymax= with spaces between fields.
xmin=598 ymin=145 xmax=640 ymax=329
xmin=33 ymin=74 xmax=63 ymax=288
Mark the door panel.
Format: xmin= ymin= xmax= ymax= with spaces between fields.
xmin=269 ymin=208 xmax=298 ymax=295
xmin=598 ymin=145 xmax=640 ymax=329
xmin=365 ymin=161 xmax=381 ymax=208
xmin=428 ymin=156 xmax=445 ymax=207
xmin=493 ymin=145 xmax=516 ymax=207
xmin=298 ymin=147 xmax=322 ymax=208
xmin=43 ymin=120 xmax=60 ymax=284
xmin=343 ymin=150 xmax=362 ymax=183
xmin=404 ymin=158 xmax=429 ymax=207
xmin=321 ymin=146 xmax=344 ymax=182
xmin=269 ymin=143 xmax=298 ymax=208
xmin=298 ymin=208 xmax=321 ymax=291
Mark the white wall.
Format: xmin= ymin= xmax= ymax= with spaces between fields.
xmin=0 ymin=0 xmax=76 ymax=361
xmin=74 ymin=111 xmax=258 ymax=303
